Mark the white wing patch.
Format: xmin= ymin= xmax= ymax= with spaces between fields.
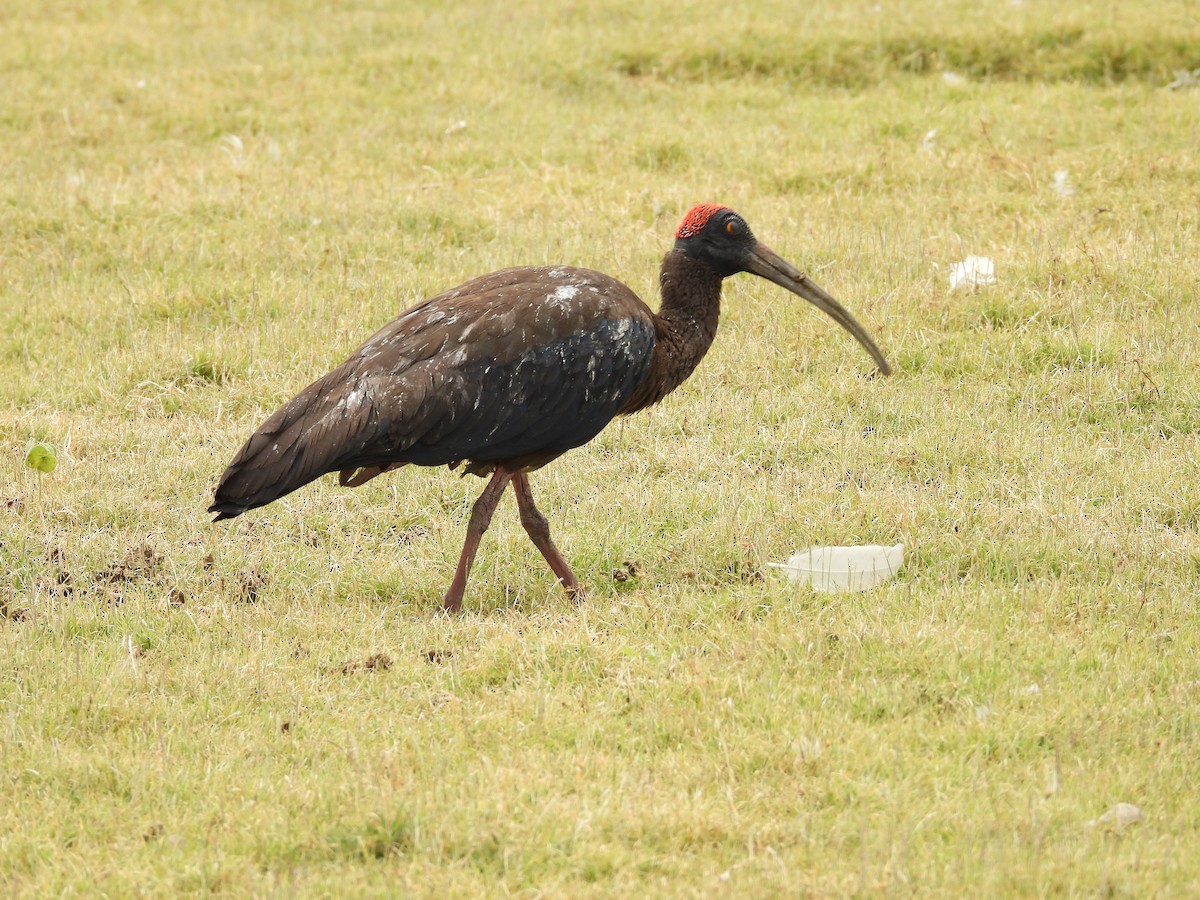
xmin=340 ymin=381 xmax=371 ymax=413
xmin=549 ymin=284 xmax=580 ymax=305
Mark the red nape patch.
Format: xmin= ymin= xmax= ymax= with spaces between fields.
xmin=675 ymin=204 xmax=730 ymax=239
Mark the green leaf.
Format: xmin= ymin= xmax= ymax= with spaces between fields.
xmin=25 ymin=442 xmax=58 ymax=474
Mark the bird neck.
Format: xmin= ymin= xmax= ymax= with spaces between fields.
xmin=621 ymin=249 xmax=724 ymax=414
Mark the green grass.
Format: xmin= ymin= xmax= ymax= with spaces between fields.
xmin=3 ymin=0 xmax=1200 ymax=894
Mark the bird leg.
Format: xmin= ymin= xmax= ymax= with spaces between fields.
xmin=443 ymin=468 xmax=513 ymax=613
xmin=512 ymin=471 xmax=582 ymax=600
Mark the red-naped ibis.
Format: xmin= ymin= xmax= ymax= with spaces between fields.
xmin=210 ymin=204 xmax=891 ymax=611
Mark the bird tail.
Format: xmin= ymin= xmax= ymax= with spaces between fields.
xmin=209 ymin=362 xmax=375 ymax=521
xmin=209 ymin=417 xmax=332 ymax=520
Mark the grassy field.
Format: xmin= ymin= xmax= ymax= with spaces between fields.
xmin=4 ymin=0 xmax=1200 ymax=894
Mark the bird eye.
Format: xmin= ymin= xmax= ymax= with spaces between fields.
xmin=725 ymin=220 xmax=739 ymax=235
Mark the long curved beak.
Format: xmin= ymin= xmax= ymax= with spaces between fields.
xmin=744 ymin=242 xmax=891 ymax=376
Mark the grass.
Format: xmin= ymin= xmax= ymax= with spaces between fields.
xmin=3 ymin=0 xmax=1200 ymax=894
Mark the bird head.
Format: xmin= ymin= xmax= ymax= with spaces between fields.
xmin=674 ymin=204 xmax=891 ymax=375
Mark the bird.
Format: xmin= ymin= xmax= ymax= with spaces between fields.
xmin=210 ymin=204 xmax=891 ymax=612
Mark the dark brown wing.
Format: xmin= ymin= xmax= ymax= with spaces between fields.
xmin=209 ymin=266 xmax=656 ymax=519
